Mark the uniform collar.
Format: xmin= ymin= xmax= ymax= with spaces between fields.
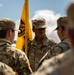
xmin=0 ymin=39 xmax=11 ymax=46
xmin=32 ymin=35 xmax=49 ymax=46
xmin=61 ymin=37 xmax=66 ymax=41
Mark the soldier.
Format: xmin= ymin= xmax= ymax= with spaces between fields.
xmin=0 ymin=62 xmax=16 ymax=75
xmin=32 ymin=2 xmax=74 ymax=75
xmin=0 ymin=18 xmax=32 ymax=75
xmin=26 ymin=18 xmax=57 ymax=72
xmin=38 ymin=16 xmax=70 ymax=69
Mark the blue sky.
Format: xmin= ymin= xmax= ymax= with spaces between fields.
xmin=0 ymin=0 xmax=71 ymax=20
xmin=0 ymin=0 xmax=71 ymax=42
xmin=30 ymin=0 xmax=71 ymax=18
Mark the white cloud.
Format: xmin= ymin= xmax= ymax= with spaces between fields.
xmin=14 ymin=10 xmax=61 ymax=43
xmin=15 ymin=19 xmax=20 ymax=40
xmin=32 ymin=10 xmax=61 ymax=42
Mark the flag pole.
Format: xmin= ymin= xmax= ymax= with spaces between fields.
xmin=16 ymin=0 xmax=33 ymax=72
xmin=24 ymin=0 xmax=33 ymax=73
xmin=25 ymin=0 xmax=29 ymax=56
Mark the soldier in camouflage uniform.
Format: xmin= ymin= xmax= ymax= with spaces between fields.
xmin=0 ymin=18 xmax=32 ymax=75
xmin=32 ymin=2 xmax=74 ymax=75
xmin=32 ymin=50 xmax=73 ymax=75
xmin=38 ymin=16 xmax=70 ymax=69
xmin=0 ymin=62 xmax=16 ymax=75
xmin=27 ymin=18 xmax=57 ymax=72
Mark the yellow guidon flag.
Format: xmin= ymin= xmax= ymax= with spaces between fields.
xmin=16 ymin=0 xmax=33 ymax=73
xmin=16 ymin=0 xmax=32 ymax=54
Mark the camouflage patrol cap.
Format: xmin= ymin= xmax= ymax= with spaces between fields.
xmin=67 ymin=3 xmax=74 ymax=30
xmin=0 ymin=18 xmax=18 ymax=31
xmin=32 ymin=18 xmax=46 ymax=29
xmin=0 ymin=62 xmax=16 ymax=75
xmin=55 ymin=16 xmax=68 ymax=30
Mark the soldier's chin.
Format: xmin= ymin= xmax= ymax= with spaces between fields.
xmin=39 ymin=35 xmax=45 ymax=38
xmin=41 ymin=34 xmax=45 ymax=36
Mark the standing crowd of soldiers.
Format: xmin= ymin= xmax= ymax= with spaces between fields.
xmin=0 ymin=1 xmax=74 ymax=75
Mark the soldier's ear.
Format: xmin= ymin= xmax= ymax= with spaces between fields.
xmin=61 ymin=28 xmax=65 ymax=33
xmin=6 ymin=29 xmax=12 ymax=37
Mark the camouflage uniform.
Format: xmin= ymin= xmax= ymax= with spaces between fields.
xmin=38 ymin=37 xmax=70 ymax=68
xmin=28 ymin=36 xmax=56 ymax=72
xmin=37 ymin=16 xmax=70 ymax=69
xmin=47 ymin=37 xmax=70 ymax=57
xmin=27 ymin=18 xmax=57 ymax=72
xmin=0 ymin=62 xmax=16 ymax=75
xmin=0 ymin=18 xmax=32 ymax=75
xmin=32 ymin=50 xmax=74 ymax=75
xmin=0 ymin=38 xmax=31 ymax=75
xmin=32 ymin=3 xmax=74 ymax=75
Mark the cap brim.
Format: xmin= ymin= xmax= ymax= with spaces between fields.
xmin=36 ymin=25 xmax=46 ymax=29
xmin=54 ymin=27 xmax=59 ymax=31
xmin=14 ymin=28 xmax=20 ymax=32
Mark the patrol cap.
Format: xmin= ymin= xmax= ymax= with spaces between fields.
xmin=32 ymin=18 xmax=46 ymax=29
xmin=0 ymin=18 xmax=19 ymax=31
xmin=67 ymin=3 xmax=74 ymax=30
xmin=55 ymin=16 xmax=68 ymax=30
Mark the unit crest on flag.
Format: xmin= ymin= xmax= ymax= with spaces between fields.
xmin=18 ymin=19 xmax=25 ymax=37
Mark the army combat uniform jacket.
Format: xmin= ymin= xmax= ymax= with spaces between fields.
xmin=32 ymin=50 xmax=74 ymax=75
xmin=0 ymin=39 xmax=31 ymax=75
xmin=38 ymin=37 xmax=70 ymax=68
xmin=28 ymin=36 xmax=57 ymax=72
xmin=0 ymin=62 xmax=16 ymax=75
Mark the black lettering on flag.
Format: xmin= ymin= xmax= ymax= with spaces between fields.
xmin=18 ymin=19 xmax=25 ymax=37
